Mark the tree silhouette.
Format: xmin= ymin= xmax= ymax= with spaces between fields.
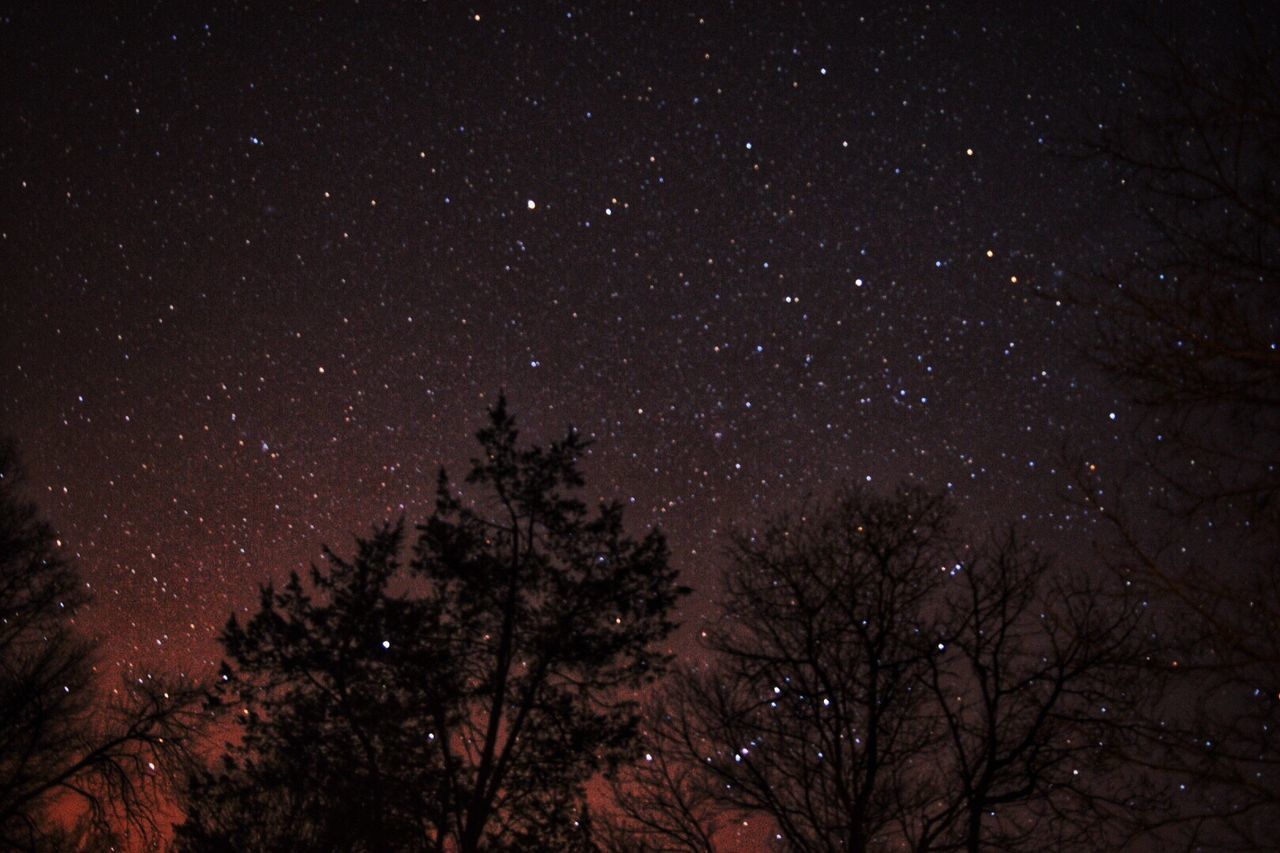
xmin=601 ymin=694 xmax=728 ymax=853
xmin=0 ymin=439 xmax=205 ymax=851
xmin=1076 ymin=19 xmax=1279 ymax=520
xmin=912 ymin=533 xmax=1152 ymax=851
xmin=1059 ymin=14 xmax=1280 ymax=845
xmin=607 ymin=487 xmax=1150 ymax=851
xmin=175 ymin=522 xmax=438 ymax=852
xmin=175 ymin=396 xmax=687 ymax=851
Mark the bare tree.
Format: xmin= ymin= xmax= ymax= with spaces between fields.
xmin=0 ymin=439 xmax=206 ymax=851
xmin=601 ymin=694 xmax=738 ymax=853
xmin=1057 ymin=12 xmax=1280 ymax=845
xmin=1073 ymin=14 xmax=1279 ymax=518
xmin=910 ymin=533 xmax=1153 ymax=852
xmin=608 ymin=487 xmax=1151 ymax=851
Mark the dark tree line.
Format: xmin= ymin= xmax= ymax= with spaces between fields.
xmin=0 ymin=440 xmax=205 ymax=851
xmin=171 ymin=413 xmax=1164 ymax=852
xmin=3 ymin=375 xmax=1267 ymax=853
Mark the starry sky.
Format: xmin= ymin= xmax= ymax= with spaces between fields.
xmin=0 ymin=1 xmax=1218 ymax=678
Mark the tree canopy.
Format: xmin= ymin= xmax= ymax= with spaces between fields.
xmin=607 ymin=487 xmax=1152 ymax=852
xmin=175 ymin=396 xmax=688 ymax=852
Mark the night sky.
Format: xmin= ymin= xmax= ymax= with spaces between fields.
xmin=2 ymin=2 xmax=1198 ymax=680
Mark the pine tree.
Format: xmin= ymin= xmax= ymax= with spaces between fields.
xmin=177 ymin=396 xmax=687 ymax=851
